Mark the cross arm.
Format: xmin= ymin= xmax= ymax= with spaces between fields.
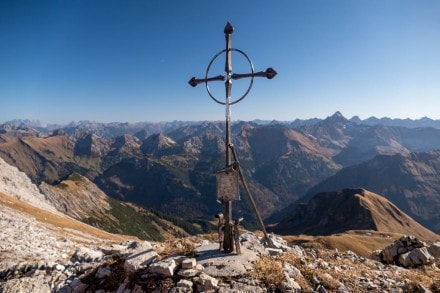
xmin=231 ymin=67 xmax=277 ymax=80
xmin=188 ymin=75 xmax=226 ymax=87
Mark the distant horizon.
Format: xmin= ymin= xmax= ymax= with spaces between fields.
xmin=3 ymin=111 xmax=440 ymax=126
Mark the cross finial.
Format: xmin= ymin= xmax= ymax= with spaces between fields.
xmin=188 ymin=22 xmax=277 ymax=104
xmin=224 ymin=22 xmax=234 ymax=34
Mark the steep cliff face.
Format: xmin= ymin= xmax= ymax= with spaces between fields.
xmin=39 ymin=173 xmax=195 ymax=241
xmin=0 ymin=157 xmax=57 ymax=212
xmin=39 ymin=173 xmax=112 ymax=220
xmin=273 ymin=188 xmax=439 ymax=241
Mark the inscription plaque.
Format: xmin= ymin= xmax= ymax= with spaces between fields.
xmin=216 ymin=168 xmax=239 ymax=202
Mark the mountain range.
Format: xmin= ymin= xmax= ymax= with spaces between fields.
xmin=6 ymin=112 xmax=440 ymax=132
xmin=1 ymin=112 xmax=440 ymax=235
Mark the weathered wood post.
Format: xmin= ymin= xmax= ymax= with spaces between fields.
xmin=189 ymin=22 xmax=277 ymax=252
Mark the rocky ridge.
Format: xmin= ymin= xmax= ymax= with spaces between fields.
xmin=304 ymin=151 xmax=440 ymax=233
xmin=4 ymin=114 xmax=440 ymax=234
xmin=39 ymin=173 xmax=112 ymax=220
xmin=273 ymin=188 xmax=440 ymax=242
xmin=0 ymin=157 xmax=57 ymax=213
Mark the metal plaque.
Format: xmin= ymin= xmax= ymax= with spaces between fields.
xmin=216 ymin=168 xmax=240 ymax=202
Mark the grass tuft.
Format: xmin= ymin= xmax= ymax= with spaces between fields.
xmin=250 ymin=256 xmax=285 ymax=289
xmin=68 ymin=172 xmax=84 ymax=182
xmin=157 ymin=238 xmax=196 ymax=258
xmin=55 ymin=182 xmax=68 ymax=189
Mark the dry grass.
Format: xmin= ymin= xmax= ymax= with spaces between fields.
xmin=400 ymin=266 xmax=440 ymax=291
xmin=316 ymin=230 xmax=402 ymax=257
xmin=279 ymin=246 xmax=440 ymax=291
xmin=247 ymin=240 xmax=440 ymax=292
xmin=156 ymin=238 xmax=196 ymax=258
xmin=282 ymin=230 xmax=402 ymax=258
xmin=0 ymin=192 xmax=130 ymax=243
xmin=80 ymin=256 xmax=127 ymax=291
xmin=23 ymin=136 xmax=74 ymax=162
xmin=250 ymin=255 xmax=285 ymax=289
xmin=356 ymin=190 xmax=440 ymax=242
xmin=194 ymin=232 xmax=218 ymax=243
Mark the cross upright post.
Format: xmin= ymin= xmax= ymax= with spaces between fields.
xmin=189 ymin=22 xmax=277 ymax=253
xmin=223 ymin=22 xmax=234 ymax=252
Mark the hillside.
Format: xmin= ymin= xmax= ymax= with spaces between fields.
xmin=305 ymin=151 xmax=440 ymax=233
xmin=0 ymin=190 xmax=129 ymax=273
xmin=2 ymin=188 xmax=440 ymax=292
xmin=3 ymin=114 xmax=440 ymax=231
xmin=272 ymin=188 xmax=439 ymax=242
xmin=0 ymin=156 xmax=198 ymax=241
xmin=40 ymin=173 xmax=195 ymax=241
xmin=1 ymin=148 xmax=440 ymax=291
xmin=0 ymin=121 xmax=343 ymax=230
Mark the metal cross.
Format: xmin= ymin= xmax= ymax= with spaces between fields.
xmin=189 ymin=22 xmax=277 ymax=105
xmin=188 ymin=22 xmax=277 ymax=252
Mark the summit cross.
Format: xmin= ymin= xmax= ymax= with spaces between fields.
xmin=188 ymin=22 xmax=277 ymax=252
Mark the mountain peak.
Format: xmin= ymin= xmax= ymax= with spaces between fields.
xmin=141 ymin=133 xmax=177 ymax=156
xmin=332 ymin=111 xmax=344 ymax=118
xmin=272 ymin=188 xmax=439 ymax=241
xmin=328 ymin=111 xmax=347 ymax=120
xmin=325 ymin=111 xmax=348 ymax=123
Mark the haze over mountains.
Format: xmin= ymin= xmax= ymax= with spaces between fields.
xmin=1 ymin=112 xmax=440 ymax=236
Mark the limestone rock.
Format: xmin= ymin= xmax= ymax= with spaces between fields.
xmin=266 ymin=247 xmax=283 ymax=256
xmin=378 ymin=236 xmax=434 ymax=267
xmin=370 ymin=250 xmax=382 ymax=262
xmin=196 ymin=273 xmax=219 ymax=291
xmin=71 ymin=247 xmax=104 ymax=263
xmin=178 ymin=268 xmax=199 ymax=277
xmin=0 ymin=276 xmax=51 ymax=293
xmin=268 ymin=233 xmax=292 ymax=251
xmin=182 ymin=257 xmax=196 ymax=269
xmin=412 ymin=247 xmax=433 ymax=266
xmin=177 ymin=279 xmax=193 ymax=288
xmin=101 ymin=244 xmax=128 ymax=255
xmin=124 ymin=241 xmax=158 ymax=272
xmin=428 ymin=242 xmax=440 ymax=258
xmin=284 ymin=262 xmax=302 ymax=280
xmin=149 ymin=258 xmax=178 ymax=277
xmin=381 ymin=241 xmax=400 ymax=263
xmin=229 ymin=280 xmax=266 ymax=293
xmin=0 ymin=157 xmax=57 ymax=212
xmin=291 ymin=245 xmax=306 ymax=258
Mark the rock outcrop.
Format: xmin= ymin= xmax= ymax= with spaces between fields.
xmin=39 ymin=173 xmax=112 ymax=220
xmin=0 ymin=157 xmax=57 ymax=212
xmin=372 ymin=235 xmax=440 ymax=268
xmin=3 ymin=230 xmax=440 ymax=292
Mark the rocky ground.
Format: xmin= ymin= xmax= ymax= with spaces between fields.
xmin=1 ymin=156 xmax=440 ymax=292
xmin=1 ymin=203 xmax=440 ymax=293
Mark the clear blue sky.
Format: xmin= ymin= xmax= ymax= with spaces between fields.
xmin=1 ymin=0 xmax=439 ymax=124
